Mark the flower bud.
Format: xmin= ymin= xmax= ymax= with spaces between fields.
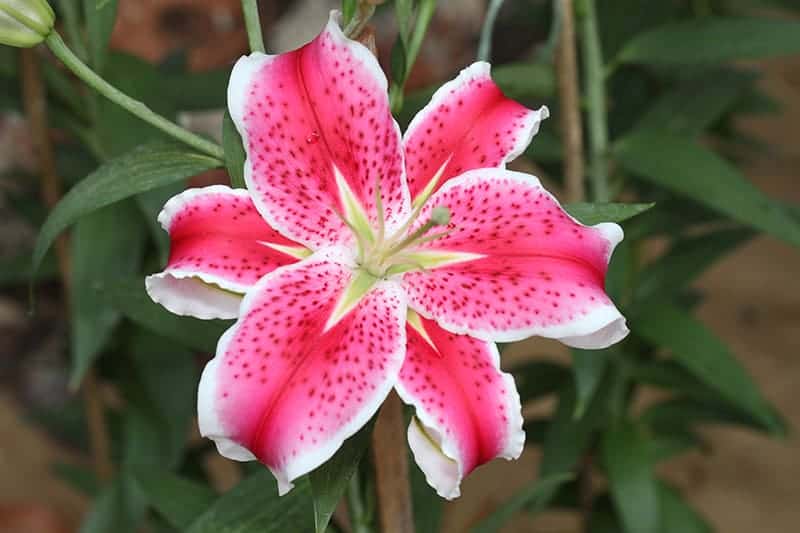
xmin=0 ymin=0 xmax=55 ymax=48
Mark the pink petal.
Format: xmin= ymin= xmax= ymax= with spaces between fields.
xmin=403 ymin=62 xmax=548 ymax=202
xmin=228 ymin=11 xmax=409 ymax=249
xmin=198 ymin=249 xmax=407 ymax=494
xmin=145 ymin=185 xmax=303 ymax=320
xmin=402 ymin=170 xmax=628 ymax=349
xmin=395 ymin=313 xmax=524 ymax=500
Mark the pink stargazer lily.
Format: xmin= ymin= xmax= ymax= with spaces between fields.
xmin=145 ymin=12 xmax=628 ymax=499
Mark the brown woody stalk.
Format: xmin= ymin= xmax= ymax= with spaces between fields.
xmin=372 ymin=392 xmax=414 ymax=533
xmin=555 ymin=0 xmax=585 ymax=202
xmin=20 ymin=49 xmax=113 ymax=482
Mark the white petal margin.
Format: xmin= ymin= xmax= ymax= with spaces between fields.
xmin=145 ymin=272 xmax=244 ymax=320
xmin=394 ymin=318 xmax=525 ymax=499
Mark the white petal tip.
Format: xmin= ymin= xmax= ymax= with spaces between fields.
xmin=407 ymin=419 xmax=462 ymax=500
xmin=559 ymin=314 xmax=629 ymax=350
xmin=145 ymin=272 xmax=243 ymax=320
xmin=275 ymin=474 xmax=295 ymax=496
xmin=595 ymin=222 xmax=625 ymax=251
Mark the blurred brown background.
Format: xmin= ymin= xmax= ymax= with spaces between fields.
xmin=0 ymin=1 xmax=798 ymax=531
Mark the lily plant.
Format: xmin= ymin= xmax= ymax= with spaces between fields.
xmin=145 ymin=12 xmax=627 ymax=499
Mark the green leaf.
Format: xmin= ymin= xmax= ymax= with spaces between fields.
xmin=135 ymin=182 xmax=186 ymax=265
xmin=564 ymin=202 xmax=654 ymax=226
xmin=80 ymin=475 xmax=147 ymax=533
xmin=309 ymin=420 xmax=375 ymax=533
xmin=135 ymin=469 xmax=217 ymax=530
xmin=614 ymin=131 xmax=800 ymax=247
xmin=83 ymin=0 xmax=118 ymax=72
xmin=222 ymin=111 xmax=246 ymax=189
xmin=70 ymin=202 xmax=146 ymax=387
xmin=163 ymin=68 xmax=230 ymax=111
xmin=645 ymin=432 xmax=700 ymax=463
xmin=32 ymin=141 xmax=220 ymax=276
xmin=53 ymin=462 xmax=100 ymax=496
xmin=635 ymin=227 xmax=755 ymax=304
xmin=470 ymin=474 xmax=572 ymax=533
xmin=491 ymin=62 xmax=556 ymax=101
xmin=658 ymin=481 xmax=711 ymax=533
xmin=571 ymin=349 xmax=610 ymax=418
xmin=122 ymin=331 xmax=198 ymax=468
xmin=187 ymin=472 xmax=315 ymax=533
xmin=390 ymin=37 xmax=408 ymax=85
xmin=410 ymin=447 xmax=443 ymax=533
xmin=602 ymin=420 xmax=659 ymax=533
xmin=641 ymin=396 xmax=782 ymax=435
xmin=525 ymin=126 xmax=562 ymax=163
xmin=341 ymin=0 xmax=358 ymax=25
xmin=0 ymin=251 xmax=57 ymax=285
xmin=618 ymin=18 xmax=800 ymax=65
xmin=102 ymin=278 xmax=232 ymax=353
xmin=93 ymin=54 xmax=178 ymax=158
xmin=510 ymin=360 xmax=571 ymax=402
xmin=634 ymin=69 xmax=753 ymax=136
xmin=634 ymin=302 xmax=784 ymax=434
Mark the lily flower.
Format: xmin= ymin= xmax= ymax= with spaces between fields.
xmin=146 ymin=12 xmax=627 ymax=499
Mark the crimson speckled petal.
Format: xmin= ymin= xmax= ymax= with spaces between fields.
xmin=402 ymin=169 xmax=627 ymax=348
xmin=403 ymin=62 xmax=548 ymax=201
xmin=228 ymin=11 xmax=409 ymax=250
xmin=145 ymin=185 xmax=303 ymax=320
xmin=198 ymin=248 xmax=407 ymax=494
xmin=395 ymin=313 xmax=524 ymax=499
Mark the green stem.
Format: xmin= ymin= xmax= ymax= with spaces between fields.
xmin=390 ymin=0 xmax=437 ymax=114
xmin=347 ymin=470 xmax=373 ymax=533
xmin=578 ymin=0 xmax=609 ymax=202
xmin=55 ymin=0 xmax=88 ymax=61
xmin=242 ymin=0 xmax=266 ymax=53
xmin=344 ymin=4 xmax=376 ymax=39
xmin=44 ymin=31 xmax=224 ymax=160
xmin=477 ymin=0 xmax=505 ymax=61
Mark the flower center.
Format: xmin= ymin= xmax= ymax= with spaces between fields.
xmin=356 ymin=204 xmax=451 ymax=278
xmin=333 ymin=169 xmax=458 ymax=279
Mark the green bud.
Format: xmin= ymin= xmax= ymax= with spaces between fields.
xmin=430 ymin=206 xmax=451 ymax=226
xmin=0 ymin=0 xmax=55 ymax=48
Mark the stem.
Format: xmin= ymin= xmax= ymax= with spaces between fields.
xmin=347 ymin=468 xmax=374 ymax=533
xmin=344 ymin=4 xmax=376 ymax=39
xmin=242 ymin=0 xmax=266 ymax=53
xmin=555 ymin=0 xmax=585 ymax=202
xmin=21 ymin=48 xmax=113 ymax=482
xmin=390 ymin=0 xmax=436 ymax=114
xmin=44 ymin=31 xmax=224 ymax=160
xmin=55 ymin=0 xmax=88 ymax=61
xmin=578 ymin=0 xmax=609 ymax=202
xmin=477 ymin=0 xmax=505 ymax=61
xmin=371 ymin=392 xmax=414 ymax=533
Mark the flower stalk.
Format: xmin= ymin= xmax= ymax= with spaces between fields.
xmin=44 ymin=31 xmax=225 ymax=160
xmin=241 ymin=0 xmax=266 ymax=53
xmin=555 ymin=0 xmax=585 ymax=202
xmin=578 ymin=0 xmax=609 ymax=202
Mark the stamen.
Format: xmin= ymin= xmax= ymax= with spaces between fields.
xmin=332 ymin=206 xmax=368 ymax=264
xmin=382 ymin=206 xmax=451 ymax=258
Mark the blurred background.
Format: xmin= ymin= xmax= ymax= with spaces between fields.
xmin=1 ymin=1 xmax=799 ymax=532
